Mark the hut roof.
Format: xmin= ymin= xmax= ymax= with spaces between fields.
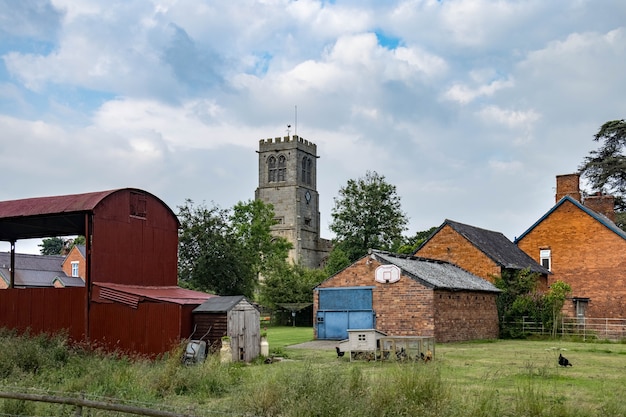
xmin=193 ymin=295 xmax=252 ymax=313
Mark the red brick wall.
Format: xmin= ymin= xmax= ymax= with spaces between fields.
xmin=315 ymin=256 xmax=499 ymax=342
xmin=517 ymin=200 xmax=626 ymax=318
xmin=434 ymin=291 xmax=499 ymax=342
xmin=415 ymin=225 xmax=501 ymax=282
xmin=62 ymin=246 xmax=86 ymax=281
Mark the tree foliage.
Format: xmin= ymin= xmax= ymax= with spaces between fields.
xmin=259 ymin=263 xmax=327 ymax=309
xmin=39 ymin=236 xmax=85 ymax=255
xmin=330 ymin=171 xmax=408 ymax=262
xmin=579 ymin=119 xmax=626 ymax=229
xmin=396 ymin=226 xmax=438 ymax=254
xmin=495 ymin=268 xmax=543 ymax=338
xmin=177 ymin=199 xmax=291 ymax=298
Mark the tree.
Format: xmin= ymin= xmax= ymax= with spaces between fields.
xmin=396 ymin=226 xmax=438 ymax=254
xmin=579 ymin=119 xmax=626 ymax=229
xmin=330 ymin=171 xmax=408 ymax=262
xmin=259 ymin=263 xmax=327 ymax=309
xmin=324 ymin=246 xmax=352 ymax=276
xmin=494 ymin=268 xmax=543 ymax=338
xmin=39 ymin=236 xmax=86 ymax=255
xmin=544 ymin=280 xmax=572 ymax=337
xmin=177 ymin=199 xmax=291 ymax=298
xmin=230 ymin=199 xmax=292 ymax=279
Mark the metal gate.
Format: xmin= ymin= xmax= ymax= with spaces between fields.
xmin=316 ymin=287 xmax=374 ymax=340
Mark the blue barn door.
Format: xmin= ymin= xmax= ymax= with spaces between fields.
xmin=316 ymin=287 xmax=374 ymax=340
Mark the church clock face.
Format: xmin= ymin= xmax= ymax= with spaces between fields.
xmin=305 ymin=190 xmax=311 ymax=204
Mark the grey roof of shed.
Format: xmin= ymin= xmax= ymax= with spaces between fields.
xmin=418 ymin=219 xmax=549 ymax=275
xmin=193 ymin=295 xmax=252 ymax=313
xmin=373 ymin=250 xmax=501 ymax=293
xmin=0 ymin=252 xmax=80 ymax=287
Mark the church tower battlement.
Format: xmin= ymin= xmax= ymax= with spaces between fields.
xmin=255 ymin=135 xmax=331 ymax=269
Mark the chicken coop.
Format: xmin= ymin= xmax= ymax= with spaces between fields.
xmin=192 ymin=295 xmax=260 ymax=362
xmin=337 ymin=329 xmax=387 ymax=361
xmin=379 ymin=336 xmax=435 ymax=362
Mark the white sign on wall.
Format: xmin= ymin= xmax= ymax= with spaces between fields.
xmin=375 ymin=264 xmax=401 ymax=284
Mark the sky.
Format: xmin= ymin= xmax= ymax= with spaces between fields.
xmin=1 ymin=0 xmax=625 ymax=254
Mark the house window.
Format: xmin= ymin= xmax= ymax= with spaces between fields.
xmin=540 ymin=249 xmax=551 ymax=271
xmin=71 ymin=261 xmax=79 ymax=277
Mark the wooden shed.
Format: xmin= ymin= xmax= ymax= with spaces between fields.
xmin=192 ymin=296 xmax=261 ymax=362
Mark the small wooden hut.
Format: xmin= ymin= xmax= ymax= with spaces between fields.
xmin=192 ymin=295 xmax=260 ymax=362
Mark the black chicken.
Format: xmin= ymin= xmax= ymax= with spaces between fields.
xmin=335 ymin=347 xmax=345 ymax=357
xmin=558 ymin=353 xmax=572 ymax=367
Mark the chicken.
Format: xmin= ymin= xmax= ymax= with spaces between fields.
xmin=335 ymin=346 xmax=345 ymax=357
xmin=558 ymin=353 xmax=572 ymax=367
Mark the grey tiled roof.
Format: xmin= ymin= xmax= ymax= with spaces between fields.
xmin=0 ymin=252 xmax=80 ymax=287
xmin=193 ymin=295 xmax=249 ymax=313
xmin=424 ymin=219 xmax=549 ymax=275
xmin=373 ymin=250 xmax=501 ymax=293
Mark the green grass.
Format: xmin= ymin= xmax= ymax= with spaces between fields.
xmin=2 ymin=328 xmax=626 ymax=417
xmin=265 ymin=325 xmax=314 ymax=349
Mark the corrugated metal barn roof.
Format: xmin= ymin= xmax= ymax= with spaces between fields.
xmin=94 ymin=282 xmax=214 ymax=306
xmin=373 ymin=250 xmax=500 ymax=293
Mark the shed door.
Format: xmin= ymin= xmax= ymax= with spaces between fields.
xmin=316 ymin=288 xmax=374 ymax=340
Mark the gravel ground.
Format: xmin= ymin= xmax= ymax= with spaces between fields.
xmin=287 ymin=340 xmax=338 ymax=350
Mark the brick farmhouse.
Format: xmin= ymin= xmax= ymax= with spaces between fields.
xmin=415 ymin=219 xmax=549 ymax=285
xmin=516 ymin=174 xmax=626 ymax=321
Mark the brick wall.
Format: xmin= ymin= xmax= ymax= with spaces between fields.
xmin=434 ymin=290 xmax=499 ymax=342
xmin=62 ymin=246 xmax=86 ymax=280
xmin=517 ymin=200 xmax=626 ymax=318
xmin=315 ymin=256 xmax=499 ymax=342
xmin=415 ymin=225 xmax=501 ymax=282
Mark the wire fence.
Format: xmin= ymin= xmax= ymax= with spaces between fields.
xmin=509 ymin=316 xmax=626 ymax=340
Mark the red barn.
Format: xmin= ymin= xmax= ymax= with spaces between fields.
xmin=0 ymin=188 xmax=213 ymax=356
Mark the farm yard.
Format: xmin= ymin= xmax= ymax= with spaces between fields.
xmin=1 ymin=327 xmax=625 ymax=417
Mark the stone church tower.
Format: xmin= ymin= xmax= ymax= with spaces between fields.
xmin=255 ymin=135 xmax=332 ymax=269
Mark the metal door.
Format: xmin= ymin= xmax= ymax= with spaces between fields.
xmin=316 ymin=287 xmax=374 ymax=340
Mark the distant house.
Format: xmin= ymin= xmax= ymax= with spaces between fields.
xmin=415 ymin=219 xmax=549 ymax=286
xmin=0 ymin=252 xmax=84 ymax=289
xmin=516 ymin=174 xmax=626 ymax=321
xmin=61 ymin=244 xmax=87 ymax=282
xmin=314 ymin=250 xmax=500 ymax=343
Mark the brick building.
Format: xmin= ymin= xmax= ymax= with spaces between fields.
xmin=314 ymin=250 xmax=500 ymax=343
xmin=515 ymin=173 xmax=626 ymax=320
xmin=255 ymin=135 xmax=332 ymax=269
xmin=415 ymin=219 xmax=549 ymax=285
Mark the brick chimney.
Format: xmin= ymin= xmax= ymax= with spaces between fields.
xmin=584 ymin=193 xmax=616 ymax=222
xmin=555 ymin=173 xmax=581 ymax=203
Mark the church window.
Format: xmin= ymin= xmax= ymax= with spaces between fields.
xmin=277 ymin=155 xmax=286 ymax=182
xmin=302 ymin=157 xmax=312 ymax=185
xmin=268 ymin=156 xmax=277 ymax=182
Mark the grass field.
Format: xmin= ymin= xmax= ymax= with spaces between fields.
xmin=1 ymin=327 xmax=626 ymax=416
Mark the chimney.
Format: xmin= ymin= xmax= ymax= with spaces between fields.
xmin=584 ymin=193 xmax=616 ymax=223
xmin=555 ymin=174 xmax=581 ymax=203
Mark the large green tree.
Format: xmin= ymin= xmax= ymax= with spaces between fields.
xmin=579 ymin=119 xmax=626 ymax=229
xmin=259 ymin=262 xmax=327 ymax=308
xmin=177 ymin=199 xmax=290 ymax=297
xmin=39 ymin=236 xmax=85 ymax=255
xmin=330 ymin=170 xmax=408 ymax=262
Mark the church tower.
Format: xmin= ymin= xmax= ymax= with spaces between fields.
xmin=255 ymin=135 xmax=331 ymax=269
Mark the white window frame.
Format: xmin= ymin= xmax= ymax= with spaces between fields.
xmin=71 ymin=261 xmax=79 ymax=277
xmin=540 ymin=249 xmax=551 ymax=271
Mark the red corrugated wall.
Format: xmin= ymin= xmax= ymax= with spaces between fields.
xmin=0 ymin=288 xmax=86 ymax=341
xmin=89 ymin=301 xmax=194 ymax=357
xmin=90 ymin=190 xmax=179 ymax=287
